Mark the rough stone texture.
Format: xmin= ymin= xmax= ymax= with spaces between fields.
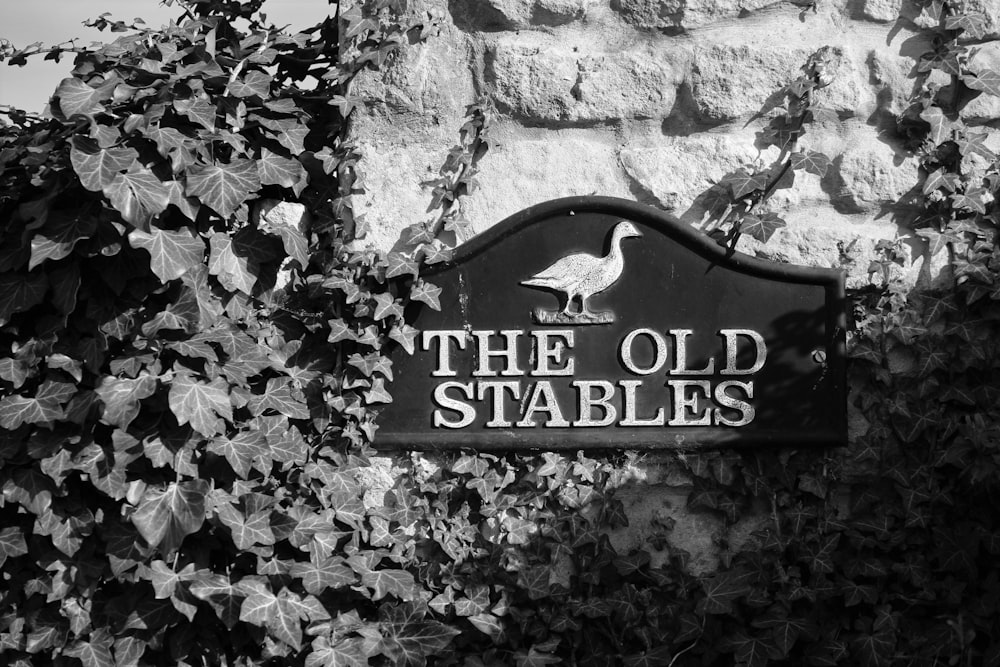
xmin=610 ymin=0 xmax=782 ymax=31
xmin=486 ymin=34 xmax=684 ymax=122
xmin=457 ymin=0 xmax=594 ymax=30
xmin=857 ymin=0 xmax=900 ymax=22
xmin=354 ymin=21 xmax=476 ymax=127
xmin=835 ymin=139 xmax=916 ymax=214
xmin=254 ymin=200 xmax=310 ymax=290
xmin=964 ymin=42 xmax=1000 ymax=123
xmin=688 ymin=43 xmax=868 ymax=122
xmin=461 ymin=126 xmax=637 ymax=229
xmin=619 ymin=134 xmax=764 ymax=215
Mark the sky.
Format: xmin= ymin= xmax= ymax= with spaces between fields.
xmin=0 ymin=0 xmax=332 ymax=113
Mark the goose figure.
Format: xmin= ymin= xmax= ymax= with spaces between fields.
xmin=521 ymin=220 xmax=642 ymax=319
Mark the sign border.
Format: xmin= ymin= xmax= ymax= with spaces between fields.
xmin=376 ymin=196 xmax=847 ymax=451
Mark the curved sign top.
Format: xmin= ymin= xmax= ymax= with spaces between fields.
xmin=376 ymin=197 xmax=846 ymax=450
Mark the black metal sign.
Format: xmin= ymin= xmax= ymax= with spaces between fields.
xmin=376 ymin=197 xmax=846 ymax=450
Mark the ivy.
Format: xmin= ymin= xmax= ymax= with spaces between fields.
xmin=3 ymin=0 xmax=1000 ymax=665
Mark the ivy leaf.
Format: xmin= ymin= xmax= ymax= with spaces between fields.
xmin=290 ymin=557 xmax=356 ymax=595
xmin=623 ymin=646 xmax=674 ymax=667
xmin=379 ymin=603 xmax=460 ymax=665
xmin=697 ymin=568 xmax=753 ymax=614
xmin=963 ymin=69 xmax=1000 ymax=97
xmin=918 ymin=107 xmax=956 ymax=144
xmin=385 ymin=252 xmax=419 ymax=278
xmin=63 ymin=629 xmax=115 ymax=667
xmin=216 ymin=502 xmax=276 ymax=550
xmin=723 ymin=169 xmax=769 ymax=199
xmin=55 ymin=77 xmax=115 ymax=119
xmin=515 ymin=647 xmax=562 ymax=666
xmin=239 ymin=580 xmax=278 ymax=626
xmin=189 ymin=575 xmax=243 ymax=629
xmin=0 ymin=526 xmax=28 ymax=566
xmin=410 ymin=280 xmax=442 ymax=310
xmin=128 ymin=226 xmax=205 ymax=282
xmin=306 ymin=636 xmax=368 ymax=667
xmin=173 ymin=97 xmax=217 ymax=131
xmin=227 ymin=70 xmax=272 ymax=98
xmin=104 ymin=169 xmax=171 ymax=230
xmin=208 ymin=431 xmax=270 ymax=479
xmin=168 ymin=373 xmax=233 ymax=437
xmin=721 ymin=632 xmax=773 ymax=667
xmin=131 ymin=480 xmax=209 ymax=552
xmin=70 ymin=136 xmax=138 ymax=191
xmin=790 ymin=150 xmax=831 ymax=177
xmin=208 ymin=232 xmax=258 ymax=295
xmin=373 ymin=292 xmax=404 ymax=321
xmin=741 ymin=213 xmax=786 ymax=243
xmin=186 ymin=159 xmax=260 ymax=219
xmin=0 ymin=272 xmax=48 ymax=325
xmin=945 ymin=12 xmax=987 ymax=38
xmin=362 ymin=569 xmax=418 ymax=601
xmin=850 ymin=631 xmax=894 ymax=667
xmin=95 ymin=374 xmax=157 ymax=429
xmin=258 ymin=148 xmax=307 ymax=194
xmin=922 ymin=168 xmax=959 ymax=195
xmin=248 ymin=377 xmax=310 ymax=419
xmin=467 ymin=613 xmax=503 ymax=638
xmin=389 ymin=323 xmax=419 ymax=354
xmin=29 ymin=212 xmax=98 ymax=270
xmin=0 ymin=391 xmax=65 ymax=429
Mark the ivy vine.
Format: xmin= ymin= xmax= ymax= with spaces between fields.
xmin=1 ymin=0 xmax=999 ymax=665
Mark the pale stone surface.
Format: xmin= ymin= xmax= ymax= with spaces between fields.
xmin=610 ymin=0 xmax=782 ymax=31
xmin=857 ymin=0 xmax=900 ymax=22
xmin=255 ymin=200 xmax=310 ymax=290
xmin=461 ymin=127 xmax=637 ymax=231
xmin=963 ymin=42 xmax=1000 ymax=122
xmin=459 ymin=0 xmax=594 ymax=29
xmin=619 ymin=134 xmax=764 ymax=215
xmin=356 ymin=457 xmax=399 ymax=509
xmin=688 ymin=43 xmax=867 ymax=122
xmin=353 ymin=22 xmax=476 ymax=128
xmin=486 ymin=34 xmax=684 ymax=122
xmin=835 ymin=139 xmax=916 ymax=213
xmin=356 ymin=141 xmax=446 ymax=250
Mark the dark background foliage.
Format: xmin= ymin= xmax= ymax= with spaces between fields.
xmin=1 ymin=0 xmax=999 ymax=665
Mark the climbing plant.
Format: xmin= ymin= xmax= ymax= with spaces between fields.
xmin=2 ymin=0 xmax=1000 ymax=665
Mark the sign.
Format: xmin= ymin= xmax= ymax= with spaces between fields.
xmin=376 ymin=197 xmax=846 ymax=450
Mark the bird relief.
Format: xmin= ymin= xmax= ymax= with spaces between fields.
xmin=520 ymin=220 xmax=642 ymax=325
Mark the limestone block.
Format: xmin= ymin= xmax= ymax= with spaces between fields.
xmin=462 ymin=129 xmax=636 ymax=231
xmin=455 ymin=0 xmax=593 ymax=29
xmin=868 ymin=49 xmax=914 ymax=118
xmin=858 ymin=0 xmax=900 ymax=22
xmin=255 ymin=200 xmax=311 ymax=290
xmin=619 ymin=133 xmax=769 ymax=216
xmin=689 ymin=43 xmax=867 ymax=122
xmin=963 ymin=42 xmax=1000 ymax=123
xmin=356 ymin=141 xmax=444 ymax=251
xmin=610 ymin=0 xmax=781 ymax=31
xmin=835 ymin=140 xmax=916 ymax=213
xmin=486 ymin=34 xmax=684 ymax=123
xmin=353 ymin=22 xmax=476 ymax=127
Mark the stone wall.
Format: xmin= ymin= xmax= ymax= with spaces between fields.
xmin=344 ymin=0 xmax=999 ymax=572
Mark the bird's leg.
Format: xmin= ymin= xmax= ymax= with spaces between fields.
xmin=561 ymin=294 xmax=575 ymax=316
xmin=579 ymin=296 xmax=592 ymax=316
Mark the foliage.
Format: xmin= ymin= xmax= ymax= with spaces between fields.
xmin=2 ymin=0 xmax=1000 ymax=665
